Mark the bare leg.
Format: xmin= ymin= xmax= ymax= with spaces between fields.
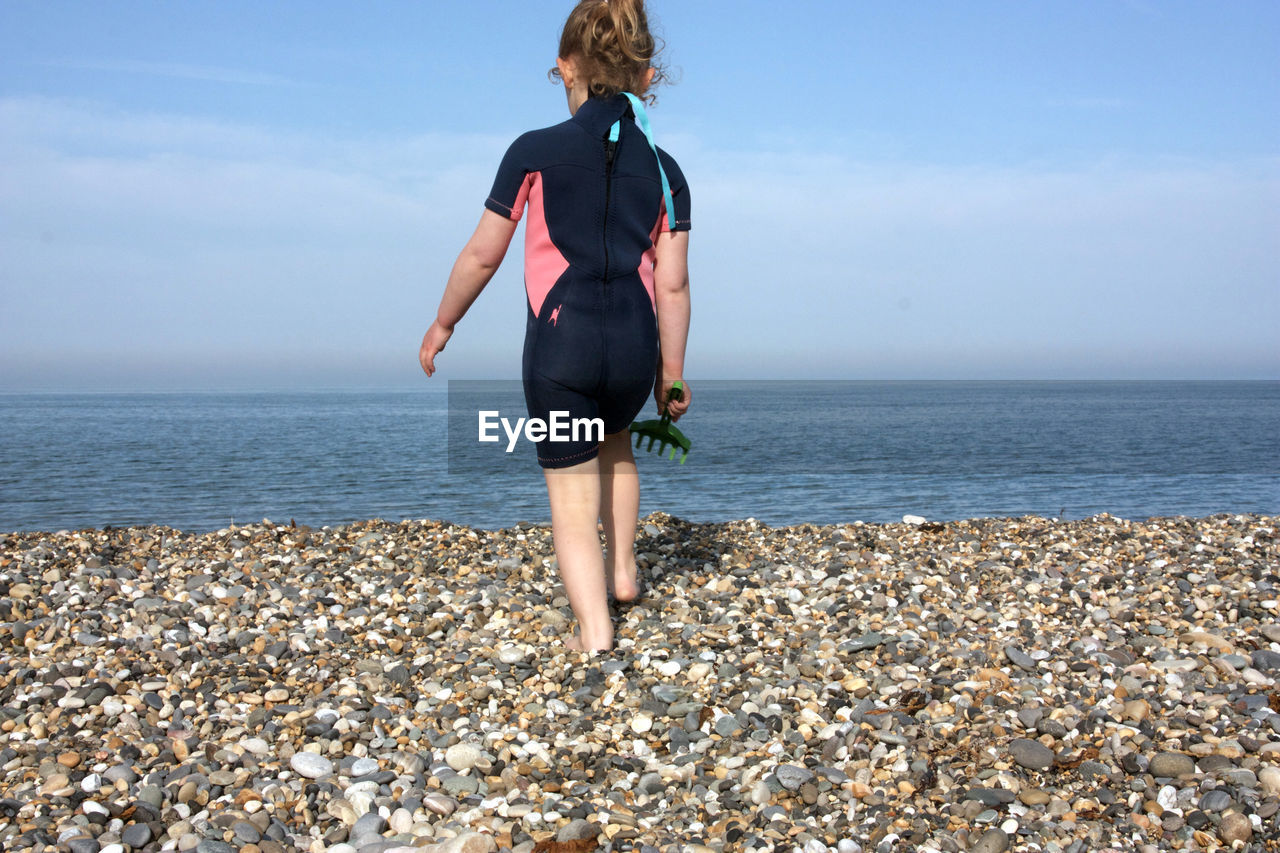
xmin=599 ymin=430 xmax=640 ymax=603
xmin=544 ymin=458 xmax=613 ymax=651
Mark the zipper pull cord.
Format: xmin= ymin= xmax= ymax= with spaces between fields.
xmin=620 ymin=93 xmax=677 ymax=231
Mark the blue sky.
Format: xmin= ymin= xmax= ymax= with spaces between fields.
xmin=1 ymin=1 xmax=1277 ymax=389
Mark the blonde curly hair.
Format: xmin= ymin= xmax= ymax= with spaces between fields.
xmin=548 ymin=0 xmax=667 ymax=103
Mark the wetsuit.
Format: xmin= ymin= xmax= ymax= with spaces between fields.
xmin=485 ymin=93 xmax=691 ymax=468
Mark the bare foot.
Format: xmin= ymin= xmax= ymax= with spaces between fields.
xmin=565 ymin=632 xmax=613 ymax=652
xmin=611 ymin=560 xmax=640 ymax=603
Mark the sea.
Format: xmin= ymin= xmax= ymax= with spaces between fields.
xmin=1 ymin=381 xmax=1276 ymax=533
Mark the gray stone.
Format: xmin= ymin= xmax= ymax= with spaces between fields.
xmin=638 ymin=772 xmax=665 ymax=795
xmin=969 ymin=828 xmax=1011 ymax=853
xmin=1148 ymin=752 xmax=1196 ymax=779
xmin=1035 ymin=718 xmax=1068 ymax=738
xmin=966 ymin=788 xmax=1015 ymax=806
xmin=68 ymin=839 xmax=101 ymax=853
xmin=349 ymin=812 xmax=387 ymax=845
xmin=774 ymin=764 xmax=816 ymax=791
xmin=714 ymin=715 xmax=742 ymax=736
xmin=1251 ymin=649 xmax=1280 ymax=673
xmin=231 ymin=821 xmax=261 ymax=843
xmin=103 ymin=765 xmax=138 ymax=784
xmin=442 ymin=774 xmax=479 ymax=796
xmin=137 ymin=785 xmax=164 ymax=809
xmin=196 ymin=842 xmax=237 ymax=853
xmin=555 ymin=819 xmax=600 ymax=842
xmin=120 ymin=824 xmax=152 ymax=847
xmin=1198 ymin=789 xmax=1233 ymax=812
xmin=1078 ymin=760 xmax=1112 ymax=781
xmin=1004 ymin=645 xmax=1035 ymax=670
xmin=1009 ymin=738 xmax=1054 ymax=771
xmin=843 ymin=633 xmax=885 ymax=652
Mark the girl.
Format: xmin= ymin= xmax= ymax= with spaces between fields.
xmin=419 ymin=0 xmax=692 ymax=651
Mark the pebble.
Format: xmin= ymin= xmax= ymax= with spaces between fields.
xmin=289 ymin=751 xmax=333 ymax=779
xmin=556 ymin=819 xmax=599 ymax=842
xmin=350 ymin=757 xmax=380 ymax=776
xmin=0 ymin=512 xmax=1274 ymax=852
xmin=120 ymin=824 xmax=151 ymax=847
xmin=775 ymin=764 xmax=816 ymax=790
xmin=445 ymin=742 xmax=481 ymax=771
xmin=969 ymin=828 xmax=1010 ymax=853
xmin=1009 ymin=738 xmax=1054 ymax=771
xmin=1148 ymin=751 xmax=1196 ymax=779
xmin=1259 ymin=765 xmax=1280 ymax=796
xmin=1219 ymin=810 xmax=1252 ymax=844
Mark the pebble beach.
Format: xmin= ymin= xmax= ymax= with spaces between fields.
xmin=1 ymin=512 xmax=1278 ymax=853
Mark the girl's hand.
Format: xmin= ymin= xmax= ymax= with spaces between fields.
xmin=419 ymin=321 xmax=453 ymax=377
xmin=656 ymin=378 xmax=691 ymax=421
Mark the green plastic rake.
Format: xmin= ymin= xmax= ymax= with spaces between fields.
xmin=629 ymin=381 xmax=691 ymax=464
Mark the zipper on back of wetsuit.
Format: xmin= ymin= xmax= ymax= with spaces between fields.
xmin=602 ymin=130 xmax=618 ymax=281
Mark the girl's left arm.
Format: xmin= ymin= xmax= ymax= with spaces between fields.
xmin=419 ymin=209 xmax=519 ymax=377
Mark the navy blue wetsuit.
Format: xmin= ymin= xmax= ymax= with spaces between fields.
xmin=484 ymin=94 xmax=691 ymax=468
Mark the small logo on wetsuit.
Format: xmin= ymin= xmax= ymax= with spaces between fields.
xmin=549 ymin=305 xmax=561 ymax=326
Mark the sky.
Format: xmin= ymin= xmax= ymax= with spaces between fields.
xmin=1 ymin=1 xmax=1277 ymax=390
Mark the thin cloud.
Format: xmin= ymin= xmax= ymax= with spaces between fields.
xmin=41 ymin=58 xmax=302 ymax=88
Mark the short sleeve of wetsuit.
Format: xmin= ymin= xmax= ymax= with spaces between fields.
xmin=657 ymin=148 xmax=691 ymax=233
xmin=484 ymin=136 xmax=532 ymax=222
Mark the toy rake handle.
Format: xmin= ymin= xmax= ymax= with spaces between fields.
xmin=661 ymin=380 xmax=683 ymax=423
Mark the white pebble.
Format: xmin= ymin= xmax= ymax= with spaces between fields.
xmin=657 ymin=660 xmax=681 ymax=676
xmin=497 ymin=645 xmax=526 ymax=664
xmin=445 ymin=743 xmax=481 ymax=771
xmin=289 ymin=751 xmax=334 ymax=779
xmin=347 ymin=790 xmax=373 ymax=816
xmin=631 ymin=714 xmax=654 ymax=734
xmin=240 ymin=737 xmax=270 ymax=756
xmin=351 ymin=757 xmax=379 ymax=776
xmin=388 ymin=807 xmax=413 ymax=834
xmin=1242 ymin=667 xmax=1272 ymax=684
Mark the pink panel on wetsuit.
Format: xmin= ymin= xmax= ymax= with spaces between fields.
xmin=507 ymin=174 xmax=533 ymax=222
xmin=636 ymin=205 xmax=664 ymax=313
xmin=522 ymin=171 xmax=569 ymax=318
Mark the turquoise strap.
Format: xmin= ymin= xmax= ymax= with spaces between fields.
xmin=608 ymin=120 xmax=620 ymax=143
xmin=621 ymin=92 xmax=676 ymax=230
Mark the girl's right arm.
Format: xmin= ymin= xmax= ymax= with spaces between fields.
xmin=419 ymin=209 xmax=519 ymax=377
xmin=652 ymin=229 xmax=691 ymax=419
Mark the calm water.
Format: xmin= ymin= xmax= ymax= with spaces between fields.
xmin=1 ymin=382 xmax=1276 ymax=532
